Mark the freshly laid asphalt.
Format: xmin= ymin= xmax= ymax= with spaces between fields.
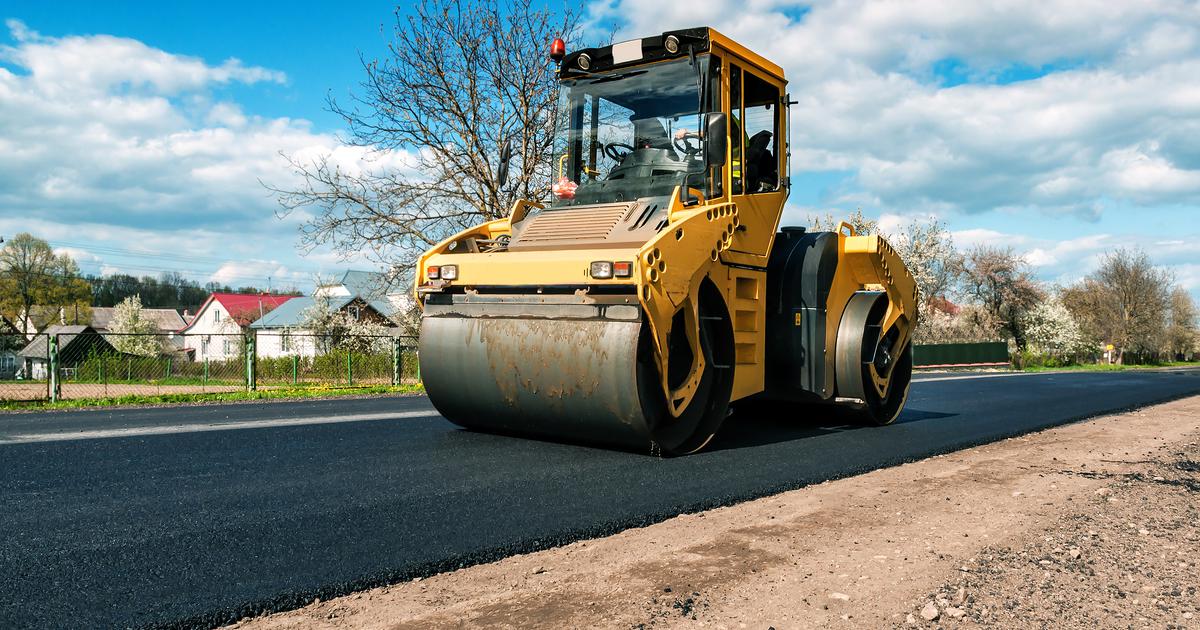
xmin=1 ymin=369 xmax=1198 ymax=629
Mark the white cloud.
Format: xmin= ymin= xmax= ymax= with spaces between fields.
xmin=593 ymin=0 xmax=1200 ymax=217
xmin=1 ymin=19 xmax=285 ymax=96
xmin=950 ymin=228 xmax=1021 ymax=250
xmin=944 ymin=228 xmax=1199 ymax=292
xmin=0 ymin=20 xmax=407 ymax=287
xmin=209 ymin=260 xmax=309 ymax=289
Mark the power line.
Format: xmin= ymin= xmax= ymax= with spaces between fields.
xmin=47 ymin=240 xmax=329 ymax=286
xmin=3 ymin=266 xmax=304 ymax=295
xmin=49 ymin=239 xmax=332 ymax=274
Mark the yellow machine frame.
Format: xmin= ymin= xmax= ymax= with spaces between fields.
xmin=416 ymin=29 xmax=917 ymax=417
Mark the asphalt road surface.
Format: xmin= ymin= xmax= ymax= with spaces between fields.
xmin=2 ymin=369 xmax=1198 ymax=629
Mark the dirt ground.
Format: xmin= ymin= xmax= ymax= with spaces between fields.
xmin=235 ymin=396 xmax=1200 ymax=630
xmin=0 ymin=383 xmax=245 ymax=401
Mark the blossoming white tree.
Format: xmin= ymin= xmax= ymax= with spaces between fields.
xmin=109 ymin=295 xmax=159 ymax=356
xmin=1021 ymin=293 xmax=1089 ymax=359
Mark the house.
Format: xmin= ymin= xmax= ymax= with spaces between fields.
xmin=13 ymin=305 xmax=90 ymax=340
xmin=178 ymin=293 xmax=297 ymax=361
xmin=250 ymin=271 xmax=412 ymax=358
xmin=91 ymin=306 xmax=189 ymax=353
xmin=17 ymin=325 xmax=118 ymax=380
xmin=90 ymin=306 xmax=186 ymax=334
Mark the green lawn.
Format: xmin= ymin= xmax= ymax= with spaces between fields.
xmin=0 ymin=383 xmax=425 ymax=412
xmin=1021 ymin=361 xmax=1199 ymax=373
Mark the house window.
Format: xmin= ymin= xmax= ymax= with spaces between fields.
xmin=281 ymin=331 xmax=292 ymax=352
xmin=201 ymin=336 xmax=210 ymax=354
xmin=223 ymin=338 xmax=233 ymax=355
xmin=0 ymin=355 xmax=13 ymax=373
xmin=213 ymin=309 xmax=221 ymax=323
xmin=348 ymin=305 xmax=361 ymax=320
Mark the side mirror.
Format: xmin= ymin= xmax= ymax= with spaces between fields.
xmin=705 ymin=112 xmax=727 ymax=167
xmin=497 ymin=137 xmax=514 ymax=188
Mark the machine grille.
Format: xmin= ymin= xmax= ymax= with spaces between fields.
xmin=508 ymin=203 xmax=636 ymax=249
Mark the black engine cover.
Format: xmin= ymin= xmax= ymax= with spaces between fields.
xmin=762 ymin=227 xmax=839 ymax=401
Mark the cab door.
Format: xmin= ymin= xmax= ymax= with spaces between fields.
xmin=726 ymin=62 xmax=786 ymax=260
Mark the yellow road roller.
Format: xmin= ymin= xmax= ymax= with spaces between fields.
xmin=415 ymin=27 xmax=918 ymax=455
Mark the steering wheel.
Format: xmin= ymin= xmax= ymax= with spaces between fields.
xmin=674 ymin=135 xmax=701 ymax=156
xmin=604 ymin=142 xmax=634 ymax=161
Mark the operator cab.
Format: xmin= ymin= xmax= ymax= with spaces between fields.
xmin=550 ymin=32 xmax=722 ymax=207
xmin=547 ymin=27 xmax=785 ymax=222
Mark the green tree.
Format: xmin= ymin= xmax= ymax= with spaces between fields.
xmin=0 ymin=233 xmax=91 ymax=334
xmin=109 ymin=295 xmax=160 ymax=356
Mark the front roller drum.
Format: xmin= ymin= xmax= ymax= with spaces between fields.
xmin=419 ymin=294 xmax=734 ymax=455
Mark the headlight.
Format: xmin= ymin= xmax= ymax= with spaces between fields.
xmin=440 ymin=264 xmax=458 ymax=280
xmin=590 ymin=261 xmax=613 ymax=279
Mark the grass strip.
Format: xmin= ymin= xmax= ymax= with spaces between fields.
xmin=1021 ymin=361 xmax=1198 ymax=373
xmin=0 ymin=384 xmax=425 ymax=412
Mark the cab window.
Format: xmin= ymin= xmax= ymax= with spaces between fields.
xmin=730 ymin=65 xmax=781 ymax=195
xmin=730 ymin=64 xmax=743 ymax=195
xmin=742 ymin=72 xmax=780 ymax=193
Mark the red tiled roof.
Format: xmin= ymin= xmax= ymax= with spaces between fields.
xmin=178 ymin=293 xmax=297 ymax=332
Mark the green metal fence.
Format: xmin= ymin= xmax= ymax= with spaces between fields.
xmin=912 ymin=341 xmax=1010 ymax=368
xmin=3 ymin=331 xmax=1016 ymax=402
xmin=1 ymin=331 xmax=420 ymax=402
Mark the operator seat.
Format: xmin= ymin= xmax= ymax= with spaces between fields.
xmin=744 ymin=130 xmax=776 ymax=191
xmin=632 ymin=118 xmax=678 ymax=159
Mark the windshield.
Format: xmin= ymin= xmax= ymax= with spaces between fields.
xmin=551 ymin=56 xmax=718 ymax=207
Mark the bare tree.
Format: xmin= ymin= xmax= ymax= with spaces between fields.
xmin=1061 ymin=248 xmax=1171 ymax=364
xmin=959 ymin=245 xmax=1044 ymax=350
xmin=915 ymin=303 xmax=1002 ymax=344
xmin=890 ymin=217 xmax=962 ymax=307
xmin=809 ymin=209 xmax=878 ymax=235
xmin=1165 ymin=287 xmax=1198 ymax=360
xmin=269 ymin=0 xmax=579 ymax=274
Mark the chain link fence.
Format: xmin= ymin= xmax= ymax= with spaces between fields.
xmin=1 ymin=330 xmax=419 ymax=402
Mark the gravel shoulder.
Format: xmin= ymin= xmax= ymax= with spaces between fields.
xmin=234 ymin=396 xmax=1200 ymax=630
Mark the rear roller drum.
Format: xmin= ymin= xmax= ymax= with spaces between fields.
xmin=835 ymin=291 xmax=912 ymax=426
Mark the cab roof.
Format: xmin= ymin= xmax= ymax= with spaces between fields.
xmin=559 ymin=27 xmax=786 ymax=83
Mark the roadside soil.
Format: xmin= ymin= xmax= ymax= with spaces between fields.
xmin=235 ymin=396 xmax=1200 ymax=630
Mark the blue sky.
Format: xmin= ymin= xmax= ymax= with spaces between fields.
xmin=5 ymin=1 xmax=397 ymax=131
xmin=1 ymin=0 xmax=1197 ymax=300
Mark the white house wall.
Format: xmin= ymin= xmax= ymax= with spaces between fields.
xmin=181 ymin=301 xmax=245 ymax=362
xmin=253 ymin=330 xmax=320 ymax=359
